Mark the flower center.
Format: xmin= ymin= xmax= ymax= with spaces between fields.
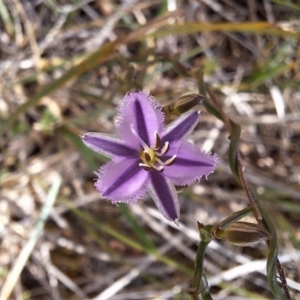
xmin=129 ymin=125 xmax=176 ymax=172
xmin=138 ymin=132 xmax=176 ymax=172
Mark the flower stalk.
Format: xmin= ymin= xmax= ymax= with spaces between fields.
xmin=185 ymin=223 xmax=214 ymax=300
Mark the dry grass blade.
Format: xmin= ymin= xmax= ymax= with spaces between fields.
xmin=0 ymin=174 xmax=62 ymax=300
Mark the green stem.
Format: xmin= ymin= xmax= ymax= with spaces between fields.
xmin=218 ymin=207 xmax=253 ymax=230
xmin=192 ymin=241 xmax=209 ymax=293
xmin=262 ymin=208 xmax=287 ymax=299
xmin=199 ymin=76 xmax=290 ymax=299
xmin=186 ymin=224 xmax=214 ymax=300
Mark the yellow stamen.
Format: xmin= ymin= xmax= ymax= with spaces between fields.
xmin=139 ymin=163 xmax=152 ymax=171
xmin=139 ymin=133 xmax=175 ymax=172
xmin=164 ymin=155 xmax=177 ymax=166
xmin=157 ymin=141 xmax=169 ymax=156
xmin=149 ymin=163 xmax=164 ymax=172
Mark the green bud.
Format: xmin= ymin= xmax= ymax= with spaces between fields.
xmin=173 ymin=93 xmax=206 ymax=115
xmin=163 ymin=94 xmax=206 ymax=117
xmin=213 ymin=222 xmax=270 ymax=247
xmin=198 ymin=223 xmax=214 ymax=243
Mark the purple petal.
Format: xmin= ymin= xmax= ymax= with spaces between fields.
xmin=82 ymin=132 xmax=138 ymax=158
xmin=162 ymin=110 xmax=200 ymax=143
xmin=117 ymin=92 xmax=164 ymax=148
xmin=162 ymin=141 xmax=218 ymax=185
xmin=95 ymin=158 xmax=149 ymax=203
xmin=148 ymin=171 xmax=179 ymax=221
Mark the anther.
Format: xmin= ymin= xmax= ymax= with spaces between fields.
xmin=154 ymin=132 xmax=161 ymax=150
xmin=151 ymin=164 xmax=164 ymax=172
xmin=139 ymin=163 xmax=152 ymax=172
xmin=159 ymin=142 xmax=170 ymax=156
xmin=164 ymin=155 xmax=177 ymax=166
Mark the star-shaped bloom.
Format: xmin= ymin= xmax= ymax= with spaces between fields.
xmin=82 ymin=91 xmax=217 ymax=222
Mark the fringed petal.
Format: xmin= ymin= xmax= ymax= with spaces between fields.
xmin=162 ymin=110 xmax=200 ymax=143
xmin=96 ymin=158 xmax=149 ymax=203
xmin=162 ymin=141 xmax=218 ymax=185
xmin=148 ymin=171 xmax=179 ymax=221
xmin=82 ymin=132 xmax=138 ymax=158
xmin=117 ymin=91 xmax=165 ymax=148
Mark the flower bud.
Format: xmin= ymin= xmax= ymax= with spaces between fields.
xmin=173 ymin=93 xmax=205 ymax=115
xmin=213 ymin=222 xmax=270 ymax=247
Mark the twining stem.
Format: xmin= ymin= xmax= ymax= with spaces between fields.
xmin=263 ymin=209 xmax=290 ymax=300
xmin=180 ymin=72 xmax=290 ymax=299
xmin=276 ymin=259 xmax=291 ymax=300
xmin=203 ymin=85 xmax=290 ymax=300
xmin=206 ymin=88 xmax=231 ymax=134
xmin=236 ymin=151 xmax=262 ymax=221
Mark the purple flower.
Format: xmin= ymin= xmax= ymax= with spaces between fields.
xmin=82 ymin=91 xmax=217 ymax=222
